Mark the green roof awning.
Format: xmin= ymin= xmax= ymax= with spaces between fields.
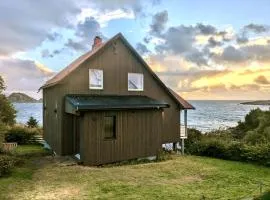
xmin=65 ymin=95 xmax=169 ymax=114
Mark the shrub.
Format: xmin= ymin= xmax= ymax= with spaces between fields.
xmin=187 ymin=138 xmax=228 ymax=159
xmin=232 ymin=109 xmax=270 ymax=143
xmin=0 ymin=124 xmax=8 ymax=153
xmin=185 ymin=128 xmax=202 ymax=149
xmin=0 ymin=155 xmax=15 ymax=177
xmin=254 ymin=191 xmax=270 ymax=200
xmin=5 ymin=126 xmax=40 ymax=144
xmin=187 ymin=138 xmax=270 ymax=166
xmin=26 ymin=116 xmax=39 ymax=128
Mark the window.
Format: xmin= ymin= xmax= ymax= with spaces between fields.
xmin=89 ymin=69 xmax=103 ymax=89
xmin=128 ymin=73 xmax=143 ymax=91
xmin=104 ymin=116 xmax=116 ymax=139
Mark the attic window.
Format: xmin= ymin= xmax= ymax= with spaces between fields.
xmin=89 ymin=69 xmax=103 ymax=89
xmin=128 ymin=73 xmax=144 ymax=91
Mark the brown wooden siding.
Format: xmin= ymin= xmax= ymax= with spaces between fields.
xmin=81 ymin=110 xmax=162 ymax=165
xmin=43 ymin=37 xmax=180 ymax=156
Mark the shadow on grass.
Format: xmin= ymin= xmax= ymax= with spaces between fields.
xmin=96 ymin=150 xmax=176 ymax=168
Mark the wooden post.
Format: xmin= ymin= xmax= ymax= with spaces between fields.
xmin=181 ymin=138 xmax=185 ymax=155
xmin=173 ymin=142 xmax=177 ymax=152
xmin=182 ymin=110 xmax=187 ymax=155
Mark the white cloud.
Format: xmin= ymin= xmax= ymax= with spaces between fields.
xmin=0 ymin=58 xmax=54 ymax=93
xmin=78 ymin=8 xmax=135 ymax=27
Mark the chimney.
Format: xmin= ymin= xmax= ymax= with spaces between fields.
xmin=92 ymin=36 xmax=102 ymax=50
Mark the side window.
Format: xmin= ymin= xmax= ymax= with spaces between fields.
xmin=89 ymin=69 xmax=103 ymax=89
xmin=128 ymin=73 xmax=144 ymax=91
xmin=104 ymin=116 xmax=116 ymax=139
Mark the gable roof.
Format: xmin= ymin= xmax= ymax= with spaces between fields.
xmin=168 ymin=88 xmax=195 ymax=110
xmin=40 ymin=33 xmax=194 ymax=110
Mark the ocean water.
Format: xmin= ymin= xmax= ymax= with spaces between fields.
xmin=14 ymin=101 xmax=270 ymax=132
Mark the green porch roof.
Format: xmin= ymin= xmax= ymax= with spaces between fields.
xmin=65 ymin=95 xmax=169 ymax=114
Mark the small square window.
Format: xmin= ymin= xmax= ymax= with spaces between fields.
xmin=128 ymin=73 xmax=143 ymax=91
xmin=104 ymin=116 xmax=116 ymax=139
xmin=89 ymin=69 xmax=103 ymax=89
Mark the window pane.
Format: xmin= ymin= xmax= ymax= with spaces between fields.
xmin=89 ymin=69 xmax=103 ymax=89
xmin=104 ymin=116 xmax=116 ymax=139
xmin=128 ymin=73 xmax=143 ymax=91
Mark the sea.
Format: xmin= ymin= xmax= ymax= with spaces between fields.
xmin=13 ymin=101 xmax=270 ymax=132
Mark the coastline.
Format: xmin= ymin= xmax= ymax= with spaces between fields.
xmin=240 ymin=100 xmax=270 ymax=106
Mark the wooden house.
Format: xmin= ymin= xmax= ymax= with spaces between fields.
xmin=40 ymin=33 xmax=194 ymax=165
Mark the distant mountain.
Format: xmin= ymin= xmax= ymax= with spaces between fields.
xmin=241 ymin=100 xmax=270 ymax=105
xmin=8 ymin=92 xmax=41 ymax=103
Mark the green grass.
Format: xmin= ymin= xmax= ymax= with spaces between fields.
xmin=0 ymin=145 xmax=270 ymax=200
xmin=12 ymin=144 xmax=46 ymax=155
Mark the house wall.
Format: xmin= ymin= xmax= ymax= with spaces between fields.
xmin=43 ymin=86 xmax=63 ymax=154
xmin=80 ymin=110 xmax=162 ymax=165
xmin=43 ymin=37 xmax=180 ymax=156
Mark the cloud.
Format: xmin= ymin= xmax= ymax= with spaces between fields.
xmin=236 ymin=34 xmax=249 ymax=44
xmin=65 ymin=39 xmax=88 ymax=52
xmin=244 ymin=23 xmax=269 ymax=33
xmin=0 ymin=0 xmax=80 ymax=56
xmin=213 ymin=45 xmax=249 ymax=63
xmin=150 ymin=10 xmax=168 ymax=36
xmin=196 ymin=23 xmax=217 ymax=35
xmin=254 ymin=75 xmax=270 ymax=85
xmin=136 ymin=43 xmax=150 ymax=55
xmin=85 ymin=0 xmax=162 ymax=18
xmin=207 ymin=37 xmax=223 ymax=47
xmin=64 ymin=17 xmax=104 ymax=52
xmin=41 ymin=50 xmax=52 ymax=58
xmin=46 ymin=32 xmax=62 ymax=42
xmin=78 ymin=8 xmax=135 ymax=28
xmin=155 ymin=25 xmax=196 ymax=54
xmin=0 ymin=58 xmax=54 ymax=92
xmin=41 ymin=49 xmax=63 ymax=58
xmin=185 ymin=49 xmax=209 ymax=66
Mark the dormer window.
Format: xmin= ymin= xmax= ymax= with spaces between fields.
xmin=89 ymin=69 xmax=103 ymax=89
xmin=128 ymin=73 xmax=144 ymax=91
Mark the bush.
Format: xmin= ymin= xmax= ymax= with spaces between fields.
xmin=187 ymin=138 xmax=270 ymax=166
xmin=0 ymin=124 xmax=8 ymax=153
xmin=232 ymin=109 xmax=270 ymax=143
xmin=5 ymin=126 xmax=41 ymax=144
xmin=185 ymin=128 xmax=202 ymax=149
xmin=254 ymin=191 xmax=270 ymax=200
xmin=0 ymin=155 xmax=15 ymax=177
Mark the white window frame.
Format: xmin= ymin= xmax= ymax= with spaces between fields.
xmin=89 ymin=69 xmax=103 ymax=90
xmin=128 ymin=73 xmax=144 ymax=91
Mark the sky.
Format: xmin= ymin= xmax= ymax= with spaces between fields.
xmin=1 ymin=0 xmax=270 ymax=100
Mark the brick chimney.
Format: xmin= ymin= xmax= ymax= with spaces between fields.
xmin=92 ymin=36 xmax=102 ymax=50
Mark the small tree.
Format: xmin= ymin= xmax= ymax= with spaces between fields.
xmin=26 ymin=116 xmax=38 ymax=128
xmin=0 ymin=75 xmax=16 ymax=126
xmin=0 ymin=76 xmax=5 ymax=93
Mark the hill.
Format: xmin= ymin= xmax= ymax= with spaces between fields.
xmin=241 ymin=100 xmax=270 ymax=105
xmin=8 ymin=92 xmax=41 ymax=103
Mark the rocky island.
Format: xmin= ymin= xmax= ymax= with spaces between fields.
xmin=241 ymin=100 xmax=270 ymax=105
xmin=8 ymin=92 xmax=42 ymax=103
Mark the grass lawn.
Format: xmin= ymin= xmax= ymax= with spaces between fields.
xmin=0 ymin=145 xmax=270 ymax=200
